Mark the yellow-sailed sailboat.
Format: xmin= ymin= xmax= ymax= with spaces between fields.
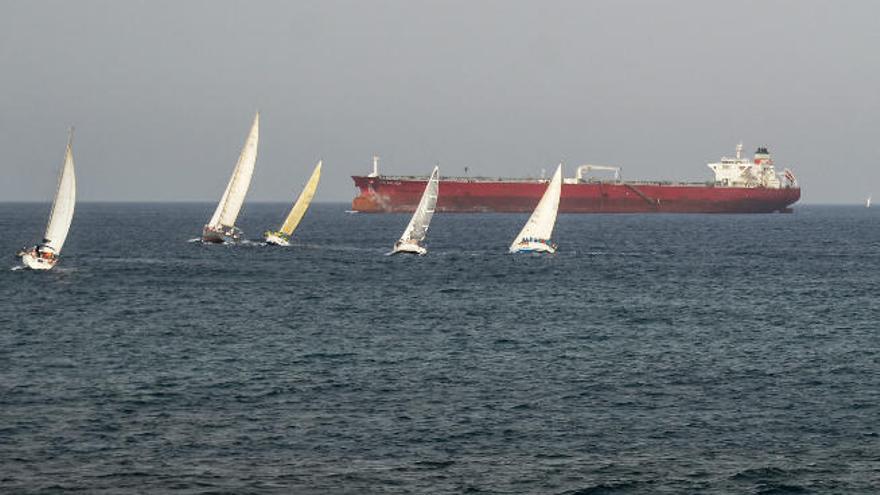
xmin=264 ymin=161 xmax=322 ymax=246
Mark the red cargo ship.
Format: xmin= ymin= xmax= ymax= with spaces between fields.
xmin=352 ymin=144 xmax=801 ymax=213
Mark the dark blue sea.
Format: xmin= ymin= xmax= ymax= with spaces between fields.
xmin=1 ymin=203 xmax=878 ymax=494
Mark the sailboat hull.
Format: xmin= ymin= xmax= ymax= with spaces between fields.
xmin=201 ymin=226 xmax=243 ymax=244
xmin=20 ymin=252 xmax=57 ymax=270
xmin=264 ymin=233 xmax=290 ymax=246
xmin=510 ymin=241 xmax=556 ymax=254
xmin=390 ymin=242 xmax=427 ymax=256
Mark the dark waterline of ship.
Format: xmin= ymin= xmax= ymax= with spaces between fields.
xmin=1 ymin=203 xmax=878 ymax=493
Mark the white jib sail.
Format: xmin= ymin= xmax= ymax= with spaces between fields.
xmin=43 ymin=133 xmax=76 ymax=253
xmin=398 ymin=166 xmax=440 ymax=244
xmin=510 ymin=164 xmax=562 ymax=249
xmin=208 ymin=112 xmax=259 ymax=228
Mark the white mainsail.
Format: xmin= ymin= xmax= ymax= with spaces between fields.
xmin=398 ymin=166 xmax=439 ymax=244
xmin=208 ymin=112 xmax=259 ymax=228
xmin=510 ymin=164 xmax=562 ymax=249
xmin=279 ymin=160 xmax=322 ymax=235
xmin=43 ymin=132 xmax=76 ymax=253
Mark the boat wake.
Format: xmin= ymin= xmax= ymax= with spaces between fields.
xmin=11 ymin=265 xmax=78 ymax=273
xmin=92 ymin=257 xmax=174 ymax=265
xmin=189 ymin=238 xmax=264 ymax=247
xmin=50 ymin=267 xmax=77 ymax=273
xmin=308 ymin=243 xmax=400 ymax=255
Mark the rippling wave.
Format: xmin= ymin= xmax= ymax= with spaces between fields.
xmin=1 ymin=203 xmax=878 ymax=493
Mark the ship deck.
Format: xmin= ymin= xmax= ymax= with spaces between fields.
xmin=364 ymin=175 xmax=722 ymax=187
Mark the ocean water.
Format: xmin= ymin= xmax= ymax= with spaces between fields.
xmin=1 ymin=203 xmax=878 ymax=494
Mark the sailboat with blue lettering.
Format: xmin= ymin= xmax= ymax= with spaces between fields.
xmin=509 ymin=164 xmax=562 ymax=254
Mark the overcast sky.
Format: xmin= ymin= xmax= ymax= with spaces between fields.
xmin=1 ymin=1 xmax=877 ymax=203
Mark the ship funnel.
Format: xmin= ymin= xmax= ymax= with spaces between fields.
xmin=369 ymin=156 xmax=379 ymax=177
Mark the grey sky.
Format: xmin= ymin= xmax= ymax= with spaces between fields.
xmin=1 ymin=1 xmax=877 ymax=203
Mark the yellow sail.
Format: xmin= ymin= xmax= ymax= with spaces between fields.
xmin=279 ymin=160 xmax=322 ymax=236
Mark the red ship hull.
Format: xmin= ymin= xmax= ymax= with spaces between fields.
xmin=352 ymin=176 xmax=801 ymax=213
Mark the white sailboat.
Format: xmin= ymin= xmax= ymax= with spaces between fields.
xmin=509 ymin=164 xmax=562 ymax=254
xmin=201 ymin=112 xmax=259 ymax=243
xmin=390 ymin=166 xmax=439 ymax=255
xmin=18 ymin=130 xmax=76 ymax=270
xmin=866 ymin=196 xmax=872 ymax=208
xmin=265 ymin=160 xmax=322 ymax=246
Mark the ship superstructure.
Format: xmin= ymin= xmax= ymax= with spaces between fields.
xmin=707 ymin=143 xmax=795 ymax=189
